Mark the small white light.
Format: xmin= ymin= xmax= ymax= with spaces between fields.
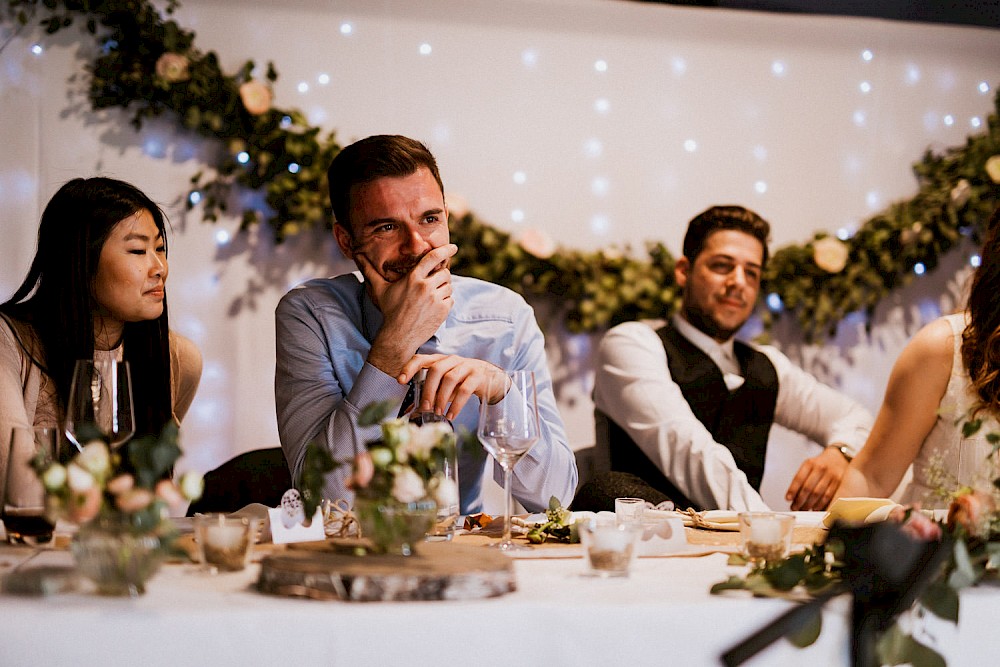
xmin=970 ymin=254 xmax=982 ymax=268
xmin=513 ymin=171 xmax=526 ymax=185
xmin=594 ymin=59 xmax=608 ymax=73
xmin=30 ymin=43 xmax=43 ymax=56
xmin=521 ymin=49 xmax=538 ymax=67
xmin=594 ymin=98 xmax=610 ymax=114
xmin=853 ymin=110 xmax=867 ymax=127
xmin=683 ymin=139 xmax=697 ymax=153
xmin=340 ymin=23 xmax=353 ymax=35
xmin=297 ymin=82 xmax=309 ymax=93
xmin=943 ymin=114 xmax=954 ymax=126
xmin=771 ymin=60 xmax=786 ymax=76
xmin=317 ymin=73 xmax=330 ymax=85
xmin=237 ymin=151 xmax=250 ymax=164
xmin=215 ymin=230 xmax=231 ymax=245
xmin=866 ymin=191 xmax=880 ymax=209
xmin=971 ymin=116 xmax=982 ymax=129
xmin=590 ymin=214 xmax=610 ymax=235
xmin=979 ymin=81 xmax=991 ymax=94
xmin=754 ymin=181 xmax=767 ymax=194
xmin=288 ymin=163 xmax=300 ymax=174
xmin=861 ymin=49 xmax=874 ymax=62
xmin=914 ymin=262 xmax=926 ymax=275
xmin=281 ymin=115 xmax=292 ymax=128
xmin=188 ymin=191 xmax=202 ymax=206
xmin=419 ymin=43 xmax=432 ymax=56
xmin=753 ymin=145 xmax=767 ymax=162
xmin=591 ymin=177 xmax=610 ymax=197
xmin=671 ymin=57 xmax=687 ymax=76
xmin=859 ymin=81 xmax=871 ymax=94
xmin=584 ymin=138 xmax=603 ymax=158
xmin=766 ymin=293 xmax=783 ymax=312
xmin=837 ymin=227 xmax=853 ymax=241
xmin=511 ymin=209 xmax=525 ymax=223
xmin=905 ymin=65 xmax=921 ymax=85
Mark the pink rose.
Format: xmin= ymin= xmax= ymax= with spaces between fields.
xmin=349 ymin=451 xmax=374 ymax=490
xmin=106 ymin=474 xmax=135 ymax=496
xmin=889 ymin=506 xmax=943 ymax=542
xmin=239 ymin=80 xmax=272 ymax=116
xmin=518 ymin=228 xmax=556 ymax=259
xmin=115 ymin=488 xmax=154 ymax=513
xmin=812 ymin=236 xmax=849 ymax=273
xmin=155 ymin=52 xmax=190 ymax=83
xmin=68 ymin=486 xmax=102 ymax=524
xmin=155 ymin=479 xmax=185 ymax=510
xmin=948 ymin=490 xmax=996 ymax=538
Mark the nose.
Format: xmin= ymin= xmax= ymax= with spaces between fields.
xmin=401 ymin=224 xmax=432 ymax=255
xmin=727 ymin=265 xmax=747 ymax=289
xmin=150 ymin=253 xmax=168 ymax=279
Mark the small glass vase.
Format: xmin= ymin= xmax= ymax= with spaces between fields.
xmin=355 ymin=497 xmax=437 ymax=556
xmin=71 ymin=515 xmax=164 ymax=596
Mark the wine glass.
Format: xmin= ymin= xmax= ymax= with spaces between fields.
xmin=65 ymin=359 xmax=135 ymax=451
xmin=3 ymin=427 xmax=58 ymax=545
xmin=477 ymin=370 xmax=540 ymax=552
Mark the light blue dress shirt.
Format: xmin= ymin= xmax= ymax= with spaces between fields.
xmin=275 ymin=272 xmax=578 ymax=513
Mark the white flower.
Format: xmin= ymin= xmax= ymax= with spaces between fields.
xmin=155 ymin=52 xmax=190 ymax=83
xmin=380 ymin=418 xmax=411 ymax=449
xmin=430 ymin=474 xmax=459 ymax=509
xmin=77 ymin=440 xmax=111 ymax=479
xmin=812 ymin=236 xmax=849 ymax=273
xmin=178 ymin=471 xmax=204 ymax=501
xmin=66 ymin=463 xmax=96 ymax=493
xmin=369 ymin=445 xmax=394 ymax=469
xmin=239 ymin=80 xmax=273 ymax=116
xmin=950 ymin=179 xmax=972 ymax=208
xmin=518 ymin=228 xmax=556 ymax=259
xmin=391 ymin=467 xmax=426 ymax=504
xmin=41 ymin=463 xmax=67 ymax=492
xmin=403 ymin=422 xmax=450 ymax=461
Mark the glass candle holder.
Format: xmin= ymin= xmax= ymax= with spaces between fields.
xmin=738 ymin=512 xmax=794 ymax=568
xmin=580 ymin=520 xmax=641 ymax=577
xmin=194 ymin=514 xmax=258 ymax=572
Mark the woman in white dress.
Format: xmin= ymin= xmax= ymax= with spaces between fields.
xmin=0 ymin=177 xmax=202 ymax=501
xmin=833 ymin=207 xmax=1000 ymax=508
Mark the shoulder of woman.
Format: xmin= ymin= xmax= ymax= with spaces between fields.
xmin=895 ymin=317 xmax=955 ymax=374
xmin=168 ymin=331 xmax=203 ymax=375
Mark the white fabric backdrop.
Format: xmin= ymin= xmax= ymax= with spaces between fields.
xmin=0 ymin=0 xmax=997 ymax=510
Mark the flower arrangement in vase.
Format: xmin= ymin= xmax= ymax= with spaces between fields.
xmin=31 ymin=423 xmax=203 ymax=595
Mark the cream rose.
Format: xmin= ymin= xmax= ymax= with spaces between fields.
xmin=950 ymin=179 xmax=972 ymax=208
xmin=77 ymin=441 xmax=111 ymax=479
xmin=178 ymin=471 xmax=204 ymax=501
xmin=66 ymin=463 xmax=96 ymax=493
xmin=155 ymin=52 xmax=190 ymax=83
xmin=430 ymin=474 xmax=459 ymax=509
xmin=40 ymin=463 xmax=67 ymax=492
xmin=518 ymin=228 xmax=556 ymax=259
xmin=986 ymin=155 xmax=1000 ymax=184
xmin=402 ymin=422 xmax=450 ymax=460
xmin=812 ymin=236 xmax=849 ymax=273
xmin=239 ymin=80 xmax=273 ymax=116
xmin=391 ymin=467 xmax=426 ymax=504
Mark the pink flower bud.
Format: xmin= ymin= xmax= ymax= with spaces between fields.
xmin=115 ymin=488 xmax=155 ymax=513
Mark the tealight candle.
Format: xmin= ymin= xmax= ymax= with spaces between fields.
xmin=195 ymin=514 xmax=257 ymax=572
xmin=738 ymin=512 xmax=794 ymax=567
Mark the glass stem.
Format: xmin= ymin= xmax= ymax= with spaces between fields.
xmin=501 ymin=465 xmax=514 ymax=545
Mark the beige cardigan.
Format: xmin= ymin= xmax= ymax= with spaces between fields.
xmin=0 ymin=318 xmax=202 ymax=499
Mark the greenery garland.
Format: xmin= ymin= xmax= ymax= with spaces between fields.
xmin=3 ymin=0 xmax=999 ymax=340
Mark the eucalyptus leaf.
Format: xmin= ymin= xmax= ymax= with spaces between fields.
xmin=358 ymin=399 xmax=396 ymax=427
xmin=785 ymin=607 xmax=822 ymax=648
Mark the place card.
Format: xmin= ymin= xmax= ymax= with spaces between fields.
xmin=267 ymin=489 xmax=325 ymax=545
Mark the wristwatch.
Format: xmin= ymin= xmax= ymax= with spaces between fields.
xmin=828 ymin=444 xmax=855 ymax=462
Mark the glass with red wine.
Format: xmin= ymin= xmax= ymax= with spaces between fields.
xmin=3 ymin=427 xmax=58 ymax=545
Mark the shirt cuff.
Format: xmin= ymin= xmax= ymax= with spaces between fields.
xmin=345 ymin=362 xmax=410 ymax=413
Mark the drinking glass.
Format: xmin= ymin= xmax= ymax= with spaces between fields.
xmin=65 ymin=359 xmax=135 ymax=451
xmin=477 ymin=370 xmax=540 ymax=552
xmin=3 ymin=427 xmax=58 ymax=545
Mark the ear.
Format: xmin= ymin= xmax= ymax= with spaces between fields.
xmin=674 ymin=256 xmax=690 ymax=290
xmin=334 ymin=224 xmax=355 ymax=260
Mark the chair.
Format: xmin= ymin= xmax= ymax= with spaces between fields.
xmin=186 ymin=447 xmax=292 ymax=516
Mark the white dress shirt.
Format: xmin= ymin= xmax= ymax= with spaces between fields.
xmin=593 ymin=315 xmax=873 ymax=511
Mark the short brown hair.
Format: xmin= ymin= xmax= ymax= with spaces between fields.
xmin=682 ymin=205 xmax=771 ymax=267
xmin=327 ymin=135 xmax=444 ymax=236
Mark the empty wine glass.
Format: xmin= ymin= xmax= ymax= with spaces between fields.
xmin=65 ymin=359 xmax=135 ymax=451
xmin=477 ymin=370 xmax=540 ymax=552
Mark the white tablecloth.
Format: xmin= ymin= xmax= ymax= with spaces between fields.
xmin=1 ymin=519 xmax=996 ymax=667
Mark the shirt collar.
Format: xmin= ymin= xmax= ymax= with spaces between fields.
xmin=671 ymin=313 xmax=738 ymax=373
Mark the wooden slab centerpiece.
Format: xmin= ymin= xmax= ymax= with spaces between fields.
xmin=257 ymin=539 xmax=515 ymax=602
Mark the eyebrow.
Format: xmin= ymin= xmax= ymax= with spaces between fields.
xmin=122 ymin=231 xmax=163 ymax=242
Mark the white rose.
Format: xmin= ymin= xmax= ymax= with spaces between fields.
xmin=812 ymin=236 xmax=849 ymax=273
xmin=381 ymin=418 xmax=411 ymax=449
xmin=77 ymin=440 xmax=111 ymax=479
xmin=986 ymin=155 xmax=1000 ymax=184
xmin=239 ymin=80 xmax=273 ymax=116
xmin=178 ymin=471 xmax=204 ymax=501
xmin=950 ymin=179 xmax=972 ymax=208
xmin=518 ymin=228 xmax=556 ymax=259
xmin=66 ymin=463 xmax=96 ymax=493
xmin=430 ymin=475 xmax=459 ymax=509
xmin=391 ymin=467 xmax=426 ymax=504
xmin=41 ymin=463 xmax=67 ymax=492
xmin=155 ymin=52 xmax=190 ymax=83
xmin=403 ymin=422 xmax=450 ymax=460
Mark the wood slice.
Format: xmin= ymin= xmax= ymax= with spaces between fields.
xmin=256 ymin=540 xmax=516 ymax=602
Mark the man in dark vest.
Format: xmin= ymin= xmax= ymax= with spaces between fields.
xmin=579 ymin=206 xmax=872 ymax=512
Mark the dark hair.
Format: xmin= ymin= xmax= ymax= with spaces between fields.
xmin=327 ymin=135 xmax=444 ymax=236
xmin=962 ymin=206 xmax=1000 ymax=415
xmin=682 ymin=205 xmax=771 ymax=267
xmin=0 ymin=177 xmax=173 ymax=438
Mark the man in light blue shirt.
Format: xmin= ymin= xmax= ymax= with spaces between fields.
xmin=275 ymin=135 xmax=577 ymax=513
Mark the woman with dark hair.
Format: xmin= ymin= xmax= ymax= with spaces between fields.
xmin=833 ymin=206 xmax=1000 ymax=508
xmin=0 ymin=177 xmax=201 ymax=496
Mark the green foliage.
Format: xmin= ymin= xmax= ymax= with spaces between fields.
xmin=127 ymin=421 xmax=182 ymax=488
xmin=4 ymin=1 xmax=999 ymax=340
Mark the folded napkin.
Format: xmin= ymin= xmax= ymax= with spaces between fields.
xmin=823 ymin=497 xmax=900 ymax=528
